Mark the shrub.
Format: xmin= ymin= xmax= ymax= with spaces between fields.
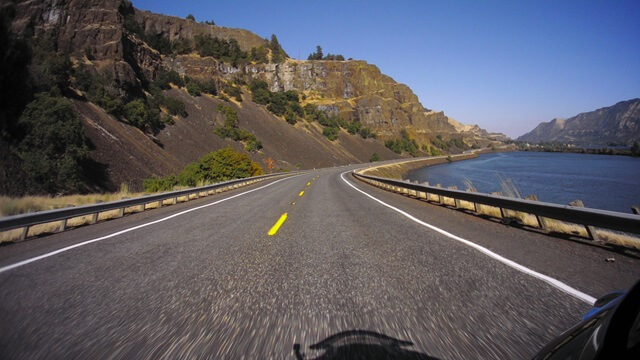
xmin=323 ymin=126 xmax=340 ymax=141
xmin=245 ymin=139 xmax=263 ymax=152
xmin=18 ymin=93 xmax=90 ymax=193
xmin=250 ymin=45 xmax=268 ymax=63
xmin=124 ymin=99 xmax=148 ymax=128
xmin=163 ymin=96 xmax=187 ymax=117
xmin=385 ymin=131 xmax=419 ymax=156
xmin=252 ymin=88 xmax=271 ymax=105
xmin=267 ymin=92 xmax=287 ymax=116
xmin=359 ymin=127 xmax=376 ymax=139
xmin=155 ymin=69 xmax=184 ymax=89
xmin=285 ymin=108 xmax=297 ymax=125
xmin=370 ymin=153 xmax=380 ymax=162
xmin=186 ymin=81 xmax=202 ymax=96
xmin=223 ymin=83 xmax=242 ymax=102
xmin=143 ymin=148 xmax=264 ymax=192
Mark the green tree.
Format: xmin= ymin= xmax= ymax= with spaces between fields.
xmin=250 ymin=45 xmax=268 ymax=63
xmin=186 ymin=14 xmax=195 ymax=21
xmin=124 ymin=99 xmax=148 ymax=128
xmin=18 ymin=93 xmax=90 ymax=193
xmin=323 ymin=126 xmax=340 ymax=141
xmin=269 ymin=34 xmax=285 ymax=63
xmin=186 ymin=81 xmax=202 ymax=96
xmin=308 ymin=45 xmax=323 ymax=60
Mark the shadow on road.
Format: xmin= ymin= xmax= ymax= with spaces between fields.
xmin=293 ymin=329 xmax=440 ymax=360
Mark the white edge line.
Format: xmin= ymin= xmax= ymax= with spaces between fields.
xmin=0 ymin=175 xmax=300 ymax=274
xmin=340 ymin=171 xmax=597 ymax=305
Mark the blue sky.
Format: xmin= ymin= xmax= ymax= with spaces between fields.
xmin=132 ymin=0 xmax=640 ymax=138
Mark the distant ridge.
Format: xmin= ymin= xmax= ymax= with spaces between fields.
xmin=517 ymin=99 xmax=640 ymax=145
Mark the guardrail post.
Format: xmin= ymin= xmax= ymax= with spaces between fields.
xmin=436 ymin=184 xmax=443 ymax=203
xmin=91 ymin=212 xmax=99 ymax=224
xmin=570 ymin=200 xmax=600 ymax=241
xmin=20 ymin=226 xmax=29 ymax=241
xmin=525 ymin=195 xmax=547 ymax=230
xmin=118 ymin=207 xmax=125 ymax=218
xmin=632 ymin=206 xmax=640 ymax=215
xmin=449 ymin=186 xmax=461 ymax=208
xmin=59 ymin=219 xmax=67 ymax=232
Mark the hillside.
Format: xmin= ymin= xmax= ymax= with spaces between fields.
xmin=517 ymin=99 xmax=640 ymax=145
xmin=1 ymin=0 xmax=505 ymax=195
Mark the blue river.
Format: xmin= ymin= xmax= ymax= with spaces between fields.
xmin=406 ymin=152 xmax=640 ymax=213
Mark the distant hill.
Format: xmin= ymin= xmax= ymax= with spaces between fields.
xmin=517 ymin=99 xmax=640 ymax=145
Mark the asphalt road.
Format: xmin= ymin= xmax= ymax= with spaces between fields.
xmin=1 ymin=165 xmax=639 ymax=359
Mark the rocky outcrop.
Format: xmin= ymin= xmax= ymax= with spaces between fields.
xmin=134 ymin=10 xmax=269 ymax=52
xmin=165 ymin=56 xmax=463 ymax=143
xmin=517 ymin=99 xmax=640 ymax=145
xmin=7 ymin=0 xmax=161 ymax=93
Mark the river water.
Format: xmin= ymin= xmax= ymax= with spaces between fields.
xmin=406 ymin=152 xmax=640 ymax=213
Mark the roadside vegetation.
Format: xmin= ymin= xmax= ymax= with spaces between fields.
xmin=143 ymin=148 xmax=264 ymax=192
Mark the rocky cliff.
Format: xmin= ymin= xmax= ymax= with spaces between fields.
xmin=517 ymin=99 xmax=640 ymax=145
xmin=2 ymin=0 xmax=507 ymax=195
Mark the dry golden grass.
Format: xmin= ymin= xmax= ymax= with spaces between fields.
xmin=0 ymin=191 xmax=146 ymax=218
xmin=0 ymin=178 xmax=264 ymax=244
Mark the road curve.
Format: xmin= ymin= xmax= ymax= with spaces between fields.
xmin=1 ymin=165 xmax=638 ymax=359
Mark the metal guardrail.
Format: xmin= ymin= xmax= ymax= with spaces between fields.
xmin=353 ymin=172 xmax=640 ymax=236
xmin=0 ymin=172 xmax=293 ymax=238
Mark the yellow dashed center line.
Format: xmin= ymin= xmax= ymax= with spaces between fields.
xmin=268 ymin=213 xmax=288 ymax=236
xmin=307 ymin=182 xmax=311 ymax=186
xmin=299 ymin=191 xmax=305 ymax=197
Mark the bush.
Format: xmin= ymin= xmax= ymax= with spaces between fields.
xmin=250 ymin=45 xmax=268 ymax=63
xmin=252 ymin=88 xmax=271 ymax=105
xmin=267 ymin=92 xmax=287 ymax=116
xmin=285 ymin=108 xmax=297 ymax=125
xmin=193 ymin=34 xmax=248 ymax=66
xmin=214 ymin=104 xmax=261 ymax=147
xmin=385 ymin=131 xmax=419 ymax=156
xmin=359 ymin=127 xmax=376 ymax=139
xmin=144 ymin=148 xmax=264 ymax=192
xmin=155 ymin=69 xmax=184 ymax=89
xmin=323 ymin=126 xmax=340 ymax=141
xmin=18 ymin=93 xmax=91 ymax=193
xmin=124 ymin=99 xmax=148 ymax=128
xmin=245 ymin=139 xmax=263 ymax=152
xmin=223 ymin=83 xmax=243 ymax=102
xmin=370 ymin=153 xmax=380 ymax=162
xmin=186 ymin=81 xmax=202 ymax=96
xmin=163 ymin=96 xmax=187 ymax=117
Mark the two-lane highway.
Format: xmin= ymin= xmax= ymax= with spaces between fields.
xmin=1 ymin=165 xmax=638 ymax=359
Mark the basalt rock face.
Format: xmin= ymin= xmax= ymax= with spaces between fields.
xmin=134 ymin=10 xmax=269 ymax=52
xmin=166 ymin=56 xmax=462 ymax=142
xmin=517 ymin=99 xmax=640 ymax=145
xmin=8 ymin=0 xmax=160 ymax=93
